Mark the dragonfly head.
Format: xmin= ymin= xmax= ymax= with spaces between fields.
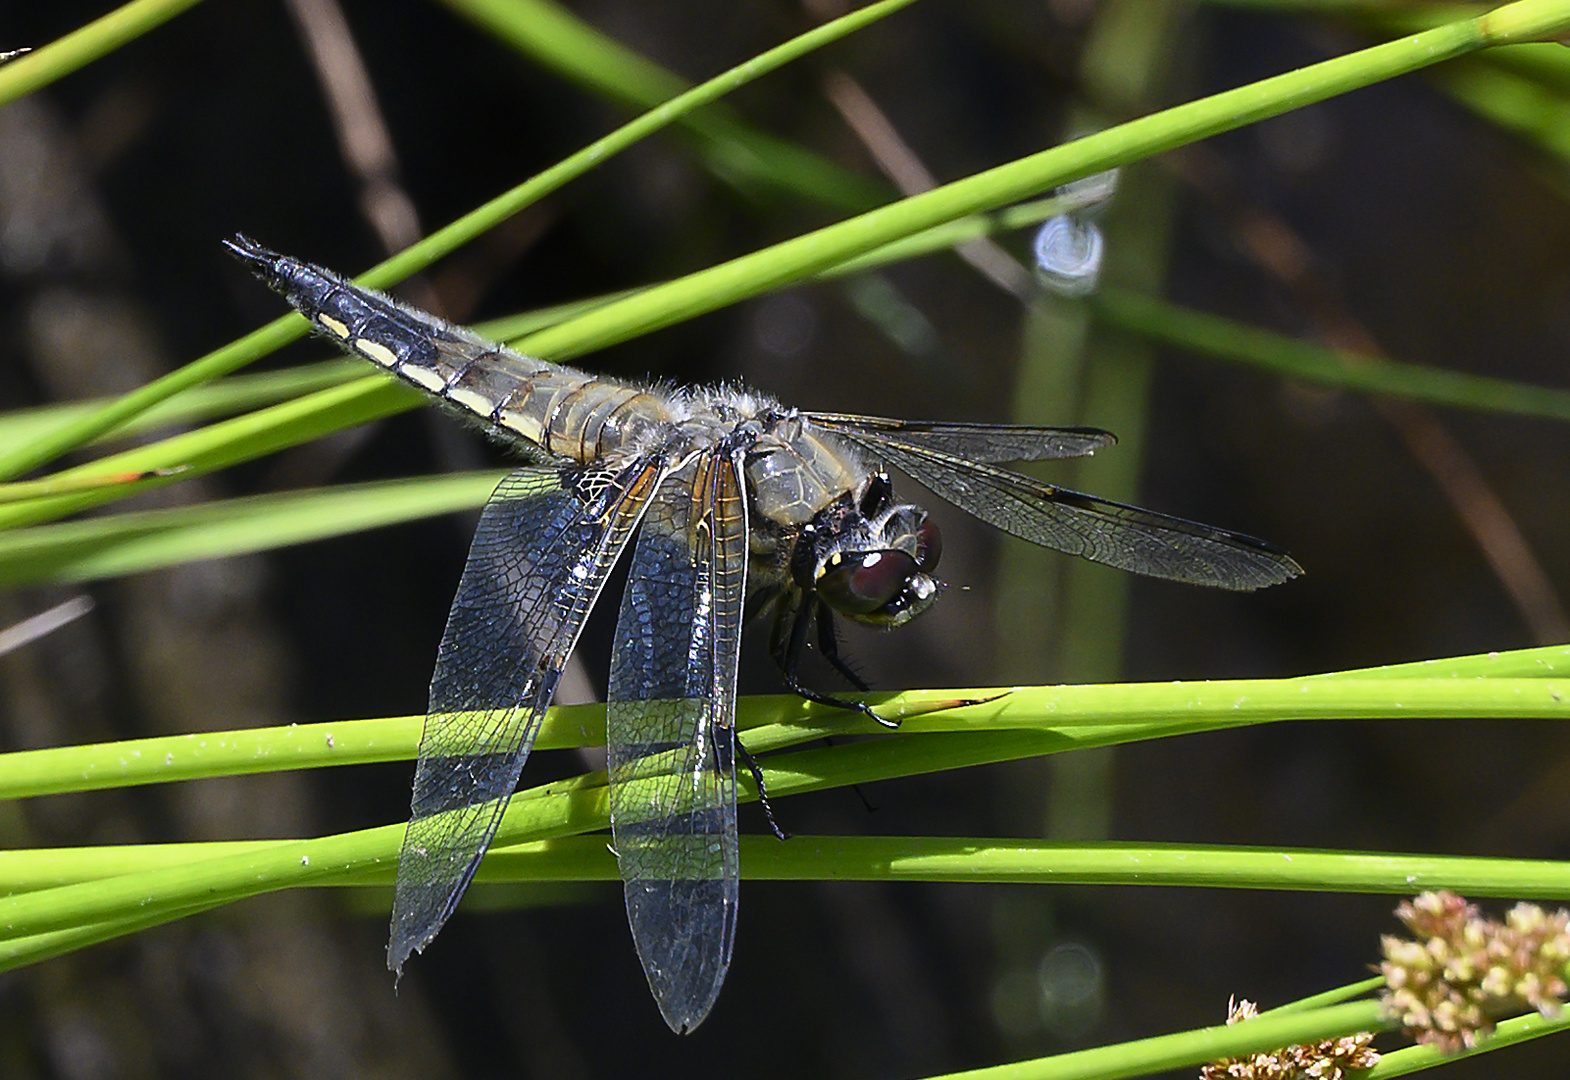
xmin=809 ymin=479 xmax=943 ymax=628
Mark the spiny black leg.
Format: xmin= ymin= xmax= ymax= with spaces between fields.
xmin=815 ymin=602 xmax=869 ymax=692
xmin=776 ymin=594 xmax=891 ymax=725
xmin=736 ymin=739 xmax=789 ymax=841
xmin=782 ymin=663 xmax=884 ymax=719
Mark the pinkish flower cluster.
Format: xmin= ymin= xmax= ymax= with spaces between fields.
xmin=1199 ymin=998 xmax=1379 ymax=1080
xmin=1380 ymin=890 xmax=1570 ymax=1052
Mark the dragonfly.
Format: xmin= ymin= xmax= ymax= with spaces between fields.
xmin=226 ymin=235 xmax=1301 ymax=1033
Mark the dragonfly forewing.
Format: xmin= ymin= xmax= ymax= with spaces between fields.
xmin=804 ymin=412 xmax=1115 ymax=463
xmin=607 ymin=447 xmax=748 ymax=1034
xmin=831 ymin=434 xmax=1302 ymax=591
xmin=389 ymin=458 xmax=668 ymax=974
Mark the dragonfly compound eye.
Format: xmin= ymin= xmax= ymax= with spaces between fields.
xmin=817 ymin=550 xmax=915 ymax=615
xmin=816 ymin=549 xmax=938 ymax=627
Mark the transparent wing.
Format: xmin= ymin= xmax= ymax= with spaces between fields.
xmin=803 ymin=411 xmax=1115 ymax=463
xmin=607 ymin=446 xmax=748 ymax=1034
xmin=389 ymin=458 xmax=668 ymax=974
xmin=833 ymin=435 xmax=1302 ymax=591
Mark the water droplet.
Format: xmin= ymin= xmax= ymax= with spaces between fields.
xmin=1033 ymin=170 xmax=1118 ymax=298
xmin=1034 ymin=216 xmax=1104 ymax=297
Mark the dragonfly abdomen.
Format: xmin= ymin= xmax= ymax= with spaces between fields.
xmin=487 ymin=373 xmax=673 ymax=462
xmin=225 ymin=235 xmax=673 ymax=461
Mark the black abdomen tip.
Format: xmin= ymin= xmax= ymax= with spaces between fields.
xmin=223 ymin=233 xmax=292 ymax=291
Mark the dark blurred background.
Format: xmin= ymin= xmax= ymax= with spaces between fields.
xmin=1 ymin=0 xmax=1568 ymax=1076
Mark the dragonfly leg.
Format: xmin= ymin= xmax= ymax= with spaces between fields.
xmin=735 ymin=738 xmax=789 ymax=840
xmin=814 ymin=601 xmax=869 ymax=691
xmin=772 ymin=594 xmax=897 ymax=727
xmin=774 ymin=602 xmax=887 ymax=813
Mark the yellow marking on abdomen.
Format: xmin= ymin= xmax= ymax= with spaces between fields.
xmin=318 ymin=314 xmax=350 ymax=338
xmin=445 ymin=387 xmax=495 ymax=415
xmin=356 ymin=339 xmax=400 ymax=368
xmin=497 ymin=410 xmax=546 ymax=446
xmin=400 ymin=365 xmax=447 ymax=392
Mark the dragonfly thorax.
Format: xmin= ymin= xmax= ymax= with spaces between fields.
xmin=743 ymin=411 xmax=868 ymax=525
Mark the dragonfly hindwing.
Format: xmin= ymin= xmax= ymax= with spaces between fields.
xmin=607 ymin=445 xmax=749 ymax=1034
xmin=388 ymin=457 xmax=670 ymax=974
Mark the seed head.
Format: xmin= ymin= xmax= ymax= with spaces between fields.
xmin=1379 ymin=891 xmax=1570 ymax=1052
xmin=1199 ymin=998 xmax=1379 ymax=1080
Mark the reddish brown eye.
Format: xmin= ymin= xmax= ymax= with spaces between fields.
xmin=816 ymin=550 xmax=918 ymax=615
xmin=916 ymin=518 xmax=942 ymax=573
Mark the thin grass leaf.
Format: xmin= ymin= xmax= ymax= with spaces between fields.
xmin=1367 ymin=1008 xmax=1570 ymax=1076
xmin=708 ymin=836 xmax=1570 ymax=897
xmin=913 ymin=1002 xmax=1386 ymax=1080
xmin=0 ymin=360 xmax=363 ymax=452
xmin=0 ymin=470 xmax=509 ymax=587
xmin=12 ymin=833 xmax=1570 ymax=901
xmin=1094 ymin=287 xmax=1570 ymax=420
xmin=1256 ymin=977 xmax=1388 ymax=1015
xmin=0 ymin=468 xmax=182 ymax=505
xmin=1432 ymin=53 xmax=1570 ymax=164
xmin=1305 ymin=642 xmax=1570 ymax=678
xmin=0 ymin=839 xmax=314 ymax=891
xmin=8 ymin=816 xmax=1570 ymax=970
xmin=0 ymin=315 xmax=316 ymax=486
xmin=0 ymin=824 xmax=406 ymax=948
xmin=0 ymin=376 xmax=420 ymax=531
xmin=0 ymin=0 xmax=204 ymax=107
xmin=1214 ymin=2 xmax=1570 ymax=172
xmin=476 ymin=293 xmax=641 ymax=344
xmin=435 ymin=0 xmax=889 ymax=210
xmin=479 ymin=193 xmax=1079 ymax=351
xmin=818 ymin=194 xmax=1079 ymax=280
xmin=0 ymin=897 xmax=235 ymax=974
xmin=0 ymin=714 xmax=428 ymax=800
